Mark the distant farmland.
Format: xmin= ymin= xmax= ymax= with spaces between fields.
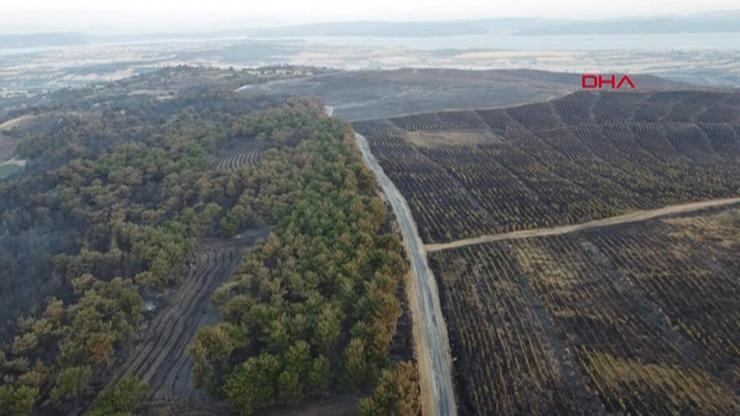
xmin=354 ymin=90 xmax=740 ymax=415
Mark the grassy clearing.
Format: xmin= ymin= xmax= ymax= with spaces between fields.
xmin=0 ymin=162 xmax=23 ymax=178
xmin=405 ymin=130 xmax=502 ymax=148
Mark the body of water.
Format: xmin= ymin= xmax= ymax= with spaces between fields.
xmin=2 ymin=32 xmax=739 ymax=58
xmin=281 ymin=32 xmax=740 ymax=51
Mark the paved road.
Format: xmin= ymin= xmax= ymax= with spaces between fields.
xmin=427 ymin=197 xmax=740 ymax=252
xmin=354 ymin=133 xmax=457 ymax=416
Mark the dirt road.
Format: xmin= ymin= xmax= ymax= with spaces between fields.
xmin=354 ymin=133 xmax=457 ymax=416
xmin=0 ymin=115 xmax=34 ymax=131
xmin=426 ymin=197 xmax=740 ymax=252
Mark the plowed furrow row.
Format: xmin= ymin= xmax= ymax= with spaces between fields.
xmin=215 ymin=150 xmax=261 ymax=171
xmin=150 ymin=251 xmax=239 ymax=397
xmin=121 ymin=251 xmax=217 ymax=381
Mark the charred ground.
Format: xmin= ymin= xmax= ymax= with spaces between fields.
xmin=354 ymin=90 xmax=740 ymax=243
xmin=355 ymin=88 xmax=740 ymax=415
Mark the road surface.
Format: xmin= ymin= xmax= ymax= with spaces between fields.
xmin=426 ymin=197 xmax=740 ymax=252
xmin=354 ymin=133 xmax=457 ymax=416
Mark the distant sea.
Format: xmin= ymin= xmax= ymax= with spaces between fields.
xmin=0 ymin=46 xmax=64 ymax=56
xmin=279 ymin=32 xmax=740 ymax=51
xmin=1 ymin=32 xmax=739 ymax=58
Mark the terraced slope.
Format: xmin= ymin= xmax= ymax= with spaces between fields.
xmin=428 ymin=208 xmax=740 ymax=416
xmin=213 ymin=136 xmax=265 ymax=172
xmin=215 ymin=150 xmax=262 ymax=171
xmin=353 ymin=90 xmax=740 ymax=244
xmin=353 ymin=89 xmax=740 ymax=415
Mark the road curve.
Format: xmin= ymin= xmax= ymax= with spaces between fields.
xmin=354 ymin=133 xmax=457 ymax=416
xmin=427 ymin=196 xmax=740 ymax=252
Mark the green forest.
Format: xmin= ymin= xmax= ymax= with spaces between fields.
xmin=0 ymin=70 xmax=418 ymax=415
xmin=190 ymin=104 xmax=418 ymax=416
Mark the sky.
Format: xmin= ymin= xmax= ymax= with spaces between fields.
xmin=2 ymin=0 xmax=740 ymax=33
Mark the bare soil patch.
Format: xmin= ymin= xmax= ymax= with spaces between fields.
xmin=0 ymin=114 xmax=35 ymax=131
xmin=405 ymin=129 xmax=503 ymax=148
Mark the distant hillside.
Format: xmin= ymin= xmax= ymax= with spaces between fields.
xmin=237 ymin=68 xmax=691 ymax=121
xmin=4 ymin=9 xmax=740 ymax=49
xmin=243 ymin=11 xmax=740 ymax=37
xmin=245 ymin=20 xmax=489 ymax=37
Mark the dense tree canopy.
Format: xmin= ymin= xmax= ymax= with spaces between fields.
xmin=0 ymin=68 xmax=418 ymax=415
xmin=0 ymin=85 xmax=294 ymax=413
xmin=190 ymin=102 xmax=418 ymax=415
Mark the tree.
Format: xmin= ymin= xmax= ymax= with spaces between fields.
xmin=312 ymin=304 xmax=342 ymax=354
xmin=224 ymin=353 xmax=281 ymax=416
xmin=0 ymin=384 xmax=39 ymax=416
xmin=43 ymin=298 xmax=65 ymax=325
xmin=284 ymin=340 xmax=311 ymax=378
xmin=356 ymin=362 xmax=420 ymax=416
xmin=87 ymin=376 xmax=148 ymax=416
xmin=277 ymin=370 xmax=302 ymax=405
xmin=188 ymin=323 xmax=247 ymax=394
xmin=343 ymin=337 xmax=370 ymax=390
xmin=306 ymin=355 xmax=331 ymax=396
xmin=263 ymin=317 xmax=291 ymax=354
xmin=50 ymin=365 xmax=92 ymax=406
xmin=87 ymin=332 xmax=116 ymax=366
xmin=11 ymin=333 xmax=39 ymax=356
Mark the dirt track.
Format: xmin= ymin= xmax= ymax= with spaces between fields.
xmin=0 ymin=115 xmax=34 ymax=131
xmin=105 ymin=233 xmax=266 ymax=416
xmin=111 ymin=245 xmax=241 ymax=415
xmin=426 ymin=197 xmax=740 ymax=252
xmin=354 ymin=132 xmax=457 ymax=416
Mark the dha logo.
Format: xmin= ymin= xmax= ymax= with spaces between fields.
xmin=582 ymin=74 xmax=636 ymax=90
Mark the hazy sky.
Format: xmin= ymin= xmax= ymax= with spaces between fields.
xmin=3 ymin=0 xmax=740 ymax=33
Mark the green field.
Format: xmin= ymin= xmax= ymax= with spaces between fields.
xmin=0 ymin=163 xmax=22 ymax=178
